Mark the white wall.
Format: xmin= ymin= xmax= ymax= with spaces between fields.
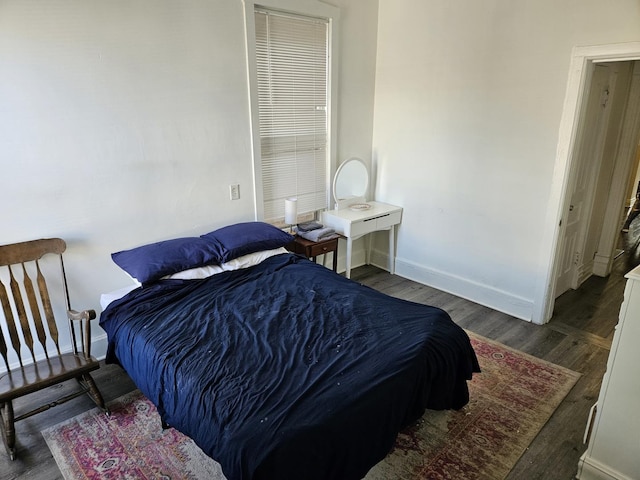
xmin=335 ymin=0 xmax=378 ymax=164
xmin=0 ymin=0 xmax=379 ymax=361
xmin=8 ymin=0 xmax=638 ymax=360
xmin=372 ymin=0 xmax=640 ymax=320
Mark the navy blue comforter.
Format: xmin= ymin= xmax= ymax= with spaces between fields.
xmin=101 ymin=253 xmax=479 ymax=480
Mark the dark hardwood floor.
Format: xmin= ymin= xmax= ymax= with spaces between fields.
xmin=3 ymin=219 xmax=639 ymax=480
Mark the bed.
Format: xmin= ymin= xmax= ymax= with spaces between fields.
xmin=100 ymin=222 xmax=480 ymax=480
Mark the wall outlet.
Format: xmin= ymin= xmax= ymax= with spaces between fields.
xmin=229 ymin=184 xmax=240 ymax=200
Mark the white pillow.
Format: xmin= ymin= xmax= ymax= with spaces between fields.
xmin=222 ymin=247 xmax=289 ymax=272
xmin=164 ymin=263 xmax=225 ymax=280
xmin=164 ymin=247 xmax=290 ymax=280
xmin=100 ymin=248 xmax=292 ymax=310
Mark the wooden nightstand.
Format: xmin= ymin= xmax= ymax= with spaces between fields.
xmin=286 ymin=235 xmax=339 ymax=272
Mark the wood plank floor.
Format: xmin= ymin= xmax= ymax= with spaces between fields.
xmin=3 ymin=225 xmax=638 ymax=480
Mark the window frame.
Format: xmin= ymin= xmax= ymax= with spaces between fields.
xmin=242 ymin=0 xmax=340 ymax=223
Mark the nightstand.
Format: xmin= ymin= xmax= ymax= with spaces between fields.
xmin=286 ymin=235 xmax=339 ymax=272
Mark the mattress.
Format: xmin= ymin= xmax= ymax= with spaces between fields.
xmin=100 ymin=252 xmax=479 ymax=480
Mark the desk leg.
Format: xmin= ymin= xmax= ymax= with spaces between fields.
xmin=346 ymin=237 xmax=353 ymax=279
xmin=365 ymin=233 xmax=372 ymax=266
xmin=389 ymin=226 xmax=396 ymax=275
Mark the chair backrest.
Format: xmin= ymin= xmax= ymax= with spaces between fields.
xmin=0 ymin=238 xmax=72 ymax=371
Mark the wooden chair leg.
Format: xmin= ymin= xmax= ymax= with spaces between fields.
xmin=0 ymin=401 xmax=16 ymax=460
xmin=79 ymin=374 xmax=110 ymax=416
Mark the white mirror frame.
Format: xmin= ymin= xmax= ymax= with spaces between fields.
xmin=332 ymin=157 xmax=369 ymax=209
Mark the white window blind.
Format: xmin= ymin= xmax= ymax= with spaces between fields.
xmin=255 ymin=8 xmax=329 ymax=223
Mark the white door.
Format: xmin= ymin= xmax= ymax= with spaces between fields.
xmin=555 ymin=65 xmax=613 ymax=297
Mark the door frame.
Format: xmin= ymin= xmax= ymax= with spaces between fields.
xmin=533 ymin=42 xmax=640 ymax=325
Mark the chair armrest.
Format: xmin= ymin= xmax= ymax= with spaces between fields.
xmin=67 ymin=309 xmax=97 ymax=321
xmin=67 ymin=309 xmax=97 ymax=358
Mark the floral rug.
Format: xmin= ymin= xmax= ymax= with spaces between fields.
xmin=42 ymin=332 xmax=580 ymax=480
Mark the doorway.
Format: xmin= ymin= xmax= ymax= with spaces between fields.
xmin=553 ymin=63 xmax=616 ymax=298
xmin=534 ymin=43 xmax=640 ymax=325
xmin=555 ymin=61 xmax=640 ymax=299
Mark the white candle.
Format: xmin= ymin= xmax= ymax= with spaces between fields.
xmin=284 ymin=197 xmax=298 ymax=225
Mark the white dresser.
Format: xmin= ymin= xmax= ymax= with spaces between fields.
xmin=577 ymin=265 xmax=640 ymax=479
xmin=322 ymin=201 xmax=402 ymax=278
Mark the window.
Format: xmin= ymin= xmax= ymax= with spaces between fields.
xmin=244 ymin=2 xmax=339 ymax=225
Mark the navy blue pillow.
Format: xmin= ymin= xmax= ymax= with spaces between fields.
xmin=111 ymin=237 xmax=223 ymax=284
xmin=201 ymin=222 xmax=294 ymax=263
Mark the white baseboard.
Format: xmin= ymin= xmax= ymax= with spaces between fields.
xmin=577 ymin=261 xmax=591 ymax=287
xmin=577 ymin=453 xmax=635 ymax=480
xmin=369 ymin=247 xmax=392 ymax=273
xmin=92 ymin=331 xmax=109 ymax=362
xmin=592 ymin=253 xmax=612 ymax=277
xmin=309 ymin=245 xmax=533 ymax=322
xmin=391 ymin=255 xmax=534 ymax=322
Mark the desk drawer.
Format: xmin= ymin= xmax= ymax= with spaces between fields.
xmin=377 ymin=210 xmax=402 ymax=229
xmin=308 ymin=238 xmax=338 ymax=257
xmin=351 ymin=211 xmax=401 ymax=237
xmin=350 ymin=219 xmax=372 ymax=237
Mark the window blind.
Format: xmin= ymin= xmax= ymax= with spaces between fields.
xmin=255 ymin=8 xmax=329 ymax=223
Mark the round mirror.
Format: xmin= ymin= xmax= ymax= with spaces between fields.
xmin=333 ymin=157 xmax=369 ymax=205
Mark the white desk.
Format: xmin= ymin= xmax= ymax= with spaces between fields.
xmin=322 ymin=201 xmax=402 ymax=278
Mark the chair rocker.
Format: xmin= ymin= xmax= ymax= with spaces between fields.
xmin=0 ymin=238 xmax=108 ymax=460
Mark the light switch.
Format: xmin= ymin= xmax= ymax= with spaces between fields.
xmin=229 ymin=184 xmax=240 ymax=200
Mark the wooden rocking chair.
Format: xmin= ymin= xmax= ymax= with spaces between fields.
xmin=0 ymin=238 xmax=108 ymax=460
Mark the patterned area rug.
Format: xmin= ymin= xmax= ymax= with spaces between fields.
xmin=365 ymin=333 xmax=580 ymax=479
xmin=42 ymin=332 xmax=580 ymax=480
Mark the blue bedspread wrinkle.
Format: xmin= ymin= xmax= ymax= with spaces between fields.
xmin=100 ymin=253 xmax=479 ymax=480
